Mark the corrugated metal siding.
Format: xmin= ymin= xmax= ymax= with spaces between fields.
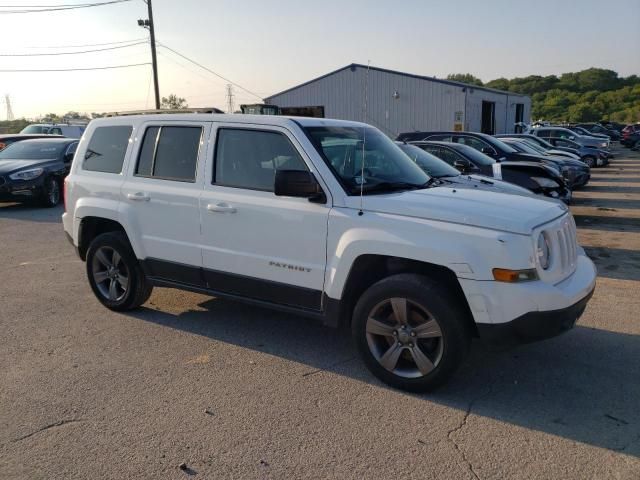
xmin=266 ymin=65 xmax=530 ymax=136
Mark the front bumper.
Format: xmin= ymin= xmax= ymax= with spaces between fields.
xmin=0 ymin=176 xmax=45 ymax=202
xmin=460 ymin=251 xmax=597 ymax=345
xmin=477 ymin=287 xmax=594 ymax=347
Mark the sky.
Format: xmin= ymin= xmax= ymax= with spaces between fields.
xmin=1 ymin=0 xmax=639 ymax=119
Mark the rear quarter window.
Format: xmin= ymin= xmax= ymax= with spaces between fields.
xmin=83 ymin=126 xmax=132 ymax=174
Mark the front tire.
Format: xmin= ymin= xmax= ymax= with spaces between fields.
xmin=40 ymin=177 xmax=61 ymax=207
xmin=86 ymin=232 xmax=153 ymax=311
xmin=352 ymin=274 xmax=471 ymax=392
xmin=582 ymin=156 xmax=596 ymax=168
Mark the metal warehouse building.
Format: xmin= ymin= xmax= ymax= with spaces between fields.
xmin=265 ymin=64 xmax=531 ymax=137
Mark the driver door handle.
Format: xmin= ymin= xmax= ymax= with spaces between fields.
xmin=207 ymin=202 xmax=236 ymax=214
xmin=127 ymin=192 xmax=150 ymax=202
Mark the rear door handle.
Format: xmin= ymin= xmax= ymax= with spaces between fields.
xmin=127 ymin=192 xmax=150 ymax=202
xmin=207 ymin=202 xmax=236 ymax=214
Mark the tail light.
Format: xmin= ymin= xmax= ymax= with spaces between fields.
xmin=63 ymin=177 xmax=68 ymax=212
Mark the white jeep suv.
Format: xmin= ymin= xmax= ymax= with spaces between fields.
xmin=63 ymin=113 xmax=597 ymax=391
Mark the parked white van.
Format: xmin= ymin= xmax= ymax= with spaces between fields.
xmin=21 ymin=123 xmax=85 ymax=138
xmin=62 ymin=112 xmax=596 ymax=391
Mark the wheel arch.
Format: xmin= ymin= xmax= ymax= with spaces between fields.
xmin=326 ymin=254 xmax=476 ymax=336
xmin=78 ymin=216 xmax=130 ymax=261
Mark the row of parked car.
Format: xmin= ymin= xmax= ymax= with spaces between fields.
xmin=396 ymin=130 xmax=599 ymax=204
xmin=530 ymin=120 xmax=640 ymax=150
xmin=0 ymin=121 xmax=621 ymax=210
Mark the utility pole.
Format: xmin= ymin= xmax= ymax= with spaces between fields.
xmin=5 ymin=94 xmax=14 ymax=121
xmin=138 ymin=0 xmax=160 ymax=109
xmin=225 ymin=84 xmax=234 ymax=114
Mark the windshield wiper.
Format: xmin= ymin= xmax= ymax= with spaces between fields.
xmin=352 ymin=181 xmax=426 ymax=194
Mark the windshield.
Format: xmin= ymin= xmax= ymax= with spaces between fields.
xmin=451 ymin=144 xmax=496 ymax=166
xmin=304 ymin=126 xmax=430 ymax=194
xmin=525 ymin=135 xmax=553 ymax=149
xmin=398 ymin=144 xmax=459 ymax=178
xmin=503 ymin=139 xmax=539 ymax=155
xmin=487 ymin=136 xmax=518 ymax=154
xmin=0 ymin=141 xmax=65 ymax=160
xmin=20 ymin=125 xmax=49 ymax=134
xmin=517 ymin=139 xmax=548 ymax=154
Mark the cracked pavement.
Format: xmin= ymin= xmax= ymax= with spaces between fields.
xmin=1 ymin=147 xmax=639 ymax=479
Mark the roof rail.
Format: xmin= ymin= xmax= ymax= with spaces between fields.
xmin=104 ymin=107 xmax=224 ymax=117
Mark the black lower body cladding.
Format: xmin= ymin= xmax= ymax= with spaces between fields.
xmin=476 ymin=287 xmax=595 ymax=348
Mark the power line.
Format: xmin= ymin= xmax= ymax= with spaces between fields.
xmin=0 ymin=0 xmax=131 ymax=14
xmin=157 ymin=42 xmax=264 ymax=101
xmin=18 ymin=37 xmax=148 ymax=49
xmin=0 ymin=40 xmax=146 ymax=56
xmin=0 ymin=62 xmax=150 ymax=72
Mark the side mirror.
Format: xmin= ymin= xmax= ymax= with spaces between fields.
xmin=274 ymin=170 xmax=326 ymax=203
xmin=453 ymin=159 xmax=470 ymax=172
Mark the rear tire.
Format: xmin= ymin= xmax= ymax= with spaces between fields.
xmin=40 ymin=177 xmax=61 ymax=207
xmin=352 ymin=273 xmax=471 ymax=392
xmin=86 ymin=232 xmax=153 ymax=311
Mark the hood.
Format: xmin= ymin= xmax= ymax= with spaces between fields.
xmin=0 ymin=158 xmax=56 ymax=174
xmin=544 ymin=155 xmax=588 ymax=168
xmin=439 ymin=174 xmax=533 ymax=196
xmin=578 ymin=135 xmax=608 ymax=147
xmin=547 ymin=149 xmax=580 ymax=160
xmin=354 ymin=186 xmax=567 ymax=235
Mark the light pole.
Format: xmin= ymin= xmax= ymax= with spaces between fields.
xmin=138 ymin=0 xmax=160 ymax=110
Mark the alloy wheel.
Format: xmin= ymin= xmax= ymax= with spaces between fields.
xmin=48 ymin=179 xmax=60 ymax=205
xmin=365 ymin=297 xmax=444 ymax=378
xmin=91 ymin=246 xmax=130 ymax=302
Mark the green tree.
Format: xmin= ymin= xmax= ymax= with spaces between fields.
xmin=486 ymin=68 xmax=640 ymax=123
xmin=161 ymin=94 xmax=188 ymax=110
xmin=446 ymin=73 xmax=483 ymax=86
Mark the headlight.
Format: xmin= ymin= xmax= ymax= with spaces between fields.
xmin=537 ymin=232 xmax=551 ymax=270
xmin=9 ymin=168 xmax=44 ymax=181
xmin=531 ymin=176 xmax=559 ymax=188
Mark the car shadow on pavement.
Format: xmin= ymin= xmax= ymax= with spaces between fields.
xmin=130 ymin=297 xmax=640 ymax=458
xmin=583 ymin=246 xmax=640 ymax=281
xmin=579 ymin=185 xmax=640 ymax=194
xmin=0 ymin=203 xmax=63 ymax=223
xmin=571 ymin=198 xmax=640 ymax=210
xmin=573 ymin=214 xmax=640 ymax=232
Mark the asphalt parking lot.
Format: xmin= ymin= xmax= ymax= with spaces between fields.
xmin=1 ymin=147 xmax=639 ymax=480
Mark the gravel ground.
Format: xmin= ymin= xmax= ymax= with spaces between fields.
xmin=1 ymin=146 xmax=639 ymax=479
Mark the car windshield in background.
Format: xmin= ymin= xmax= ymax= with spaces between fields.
xmin=519 ymin=139 xmax=548 ymax=154
xmin=488 ymin=136 xmax=518 ymax=154
xmin=304 ymin=126 xmax=430 ymax=194
xmin=505 ymin=139 xmax=546 ymax=154
xmin=0 ymin=141 xmax=65 ymax=160
xmin=453 ymin=143 xmax=496 ymax=166
xmin=398 ymin=144 xmax=459 ymax=178
xmin=20 ymin=126 xmax=49 ymax=134
xmin=504 ymin=140 xmax=538 ymax=155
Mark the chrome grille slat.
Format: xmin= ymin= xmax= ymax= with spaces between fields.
xmin=557 ymin=229 xmax=568 ymax=271
xmin=540 ymin=213 xmax=579 ymax=282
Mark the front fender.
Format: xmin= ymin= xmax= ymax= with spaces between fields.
xmin=324 ymin=208 xmax=534 ymax=300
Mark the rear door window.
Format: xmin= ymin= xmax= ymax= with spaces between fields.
xmin=135 ymin=126 xmax=202 ymax=182
xmin=536 ymin=129 xmax=551 ymax=138
xmin=424 ymin=134 xmax=453 ymax=142
xmin=83 ymin=126 xmax=132 ymax=174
